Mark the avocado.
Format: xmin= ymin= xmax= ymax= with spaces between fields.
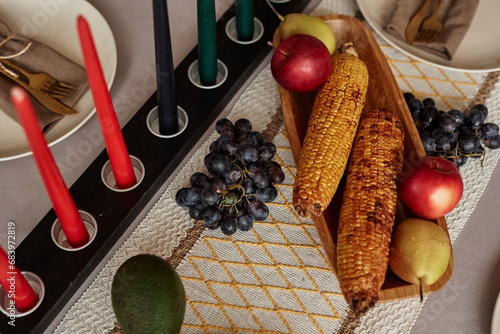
xmin=111 ymin=254 xmax=186 ymax=334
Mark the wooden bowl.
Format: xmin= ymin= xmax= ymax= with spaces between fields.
xmin=273 ymin=14 xmax=453 ymax=302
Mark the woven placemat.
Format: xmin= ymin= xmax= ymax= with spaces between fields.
xmin=54 ymin=1 xmax=500 ymax=333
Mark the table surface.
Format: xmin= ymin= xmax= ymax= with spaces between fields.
xmin=1 ymin=0 xmax=500 ymax=333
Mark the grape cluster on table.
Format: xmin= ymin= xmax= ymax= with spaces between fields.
xmin=404 ymin=92 xmax=500 ymax=169
xmin=175 ymin=118 xmax=285 ymax=236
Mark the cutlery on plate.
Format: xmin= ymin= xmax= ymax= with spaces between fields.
xmin=0 ymin=62 xmax=78 ymax=116
xmin=405 ymin=0 xmax=432 ymax=45
xmin=414 ymin=0 xmax=443 ymax=44
xmin=0 ymin=59 xmax=75 ymax=99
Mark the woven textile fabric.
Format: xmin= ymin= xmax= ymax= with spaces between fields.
xmin=55 ymin=2 xmax=500 ymax=334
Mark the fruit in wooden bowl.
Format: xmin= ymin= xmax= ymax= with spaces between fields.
xmin=270 ymin=34 xmax=332 ymax=93
xmin=389 ymin=218 xmax=452 ymax=300
xmin=273 ymin=14 xmax=453 ymax=303
xmin=398 ymin=156 xmax=464 ymax=220
xmin=273 ymin=11 xmax=336 ymax=55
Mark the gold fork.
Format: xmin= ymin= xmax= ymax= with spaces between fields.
xmin=414 ymin=0 xmax=443 ymax=44
xmin=405 ymin=0 xmax=432 ymax=45
xmin=0 ymin=59 xmax=75 ymax=99
xmin=0 ymin=62 xmax=78 ymax=115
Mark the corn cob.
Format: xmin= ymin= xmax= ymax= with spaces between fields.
xmin=336 ymin=109 xmax=404 ymax=313
xmin=293 ymin=42 xmax=369 ymax=218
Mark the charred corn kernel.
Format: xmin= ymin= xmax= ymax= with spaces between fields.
xmin=337 ymin=109 xmax=404 ymax=313
xmin=293 ymin=42 xmax=369 ymax=218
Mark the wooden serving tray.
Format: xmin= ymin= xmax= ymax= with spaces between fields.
xmin=274 ymin=14 xmax=453 ymax=302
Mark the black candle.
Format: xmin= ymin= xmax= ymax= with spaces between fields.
xmin=236 ymin=0 xmax=254 ymax=41
xmin=152 ymin=0 xmax=179 ymax=135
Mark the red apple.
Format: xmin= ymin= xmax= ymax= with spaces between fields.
xmin=270 ymin=34 xmax=331 ymax=93
xmin=398 ymin=156 xmax=463 ymax=220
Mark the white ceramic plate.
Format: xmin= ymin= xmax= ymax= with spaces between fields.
xmin=493 ymin=292 xmax=500 ymax=334
xmin=0 ymin=0 xmax=117 ymax=161
xmin=356 ymin=0 xmax=500 ymax=73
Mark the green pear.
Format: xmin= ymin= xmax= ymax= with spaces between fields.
xmin=389 ymin=218 xmax=451 ymax=294
xmin=278 ymin=13 xmax=336 ymax=55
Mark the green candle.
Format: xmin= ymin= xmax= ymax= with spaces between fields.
xmin=236 ymin=0 xmax=254 ymax=41
xmin=197 ymin=0 xmax=217 ymax=85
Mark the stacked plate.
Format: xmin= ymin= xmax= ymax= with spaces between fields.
xmin=356 ymin=0 xmax=500 ymax=73
xmin=0 ymin=0 xmax=117 ymax=161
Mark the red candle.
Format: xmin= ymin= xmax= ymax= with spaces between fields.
xmin=0 ymin=247 xmax=38 ymax=312
xmin=77 ymin=15 xmax=136 ymax=189
xmin=10 ymin=88 xmax=89 ymax=248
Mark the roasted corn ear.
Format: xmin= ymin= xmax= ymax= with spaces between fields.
xmin=337 ymin=109 xmax=405 ymax=313
xmin=293 ymin=42 xmax=369 ymax=218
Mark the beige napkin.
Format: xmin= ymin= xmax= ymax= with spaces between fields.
xmin=384 ymin=0 xmax=479 ymax=60
xmin=0 ymin=19 xmax=89 ymax=131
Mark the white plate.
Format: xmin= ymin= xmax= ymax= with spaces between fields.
xmin=493 ymin=292 xmax=500 ymax=334
xmin=0 ymin=0 xmax=117 ymax=161
xmin=356 ymin=0 xmax=500 ymax=72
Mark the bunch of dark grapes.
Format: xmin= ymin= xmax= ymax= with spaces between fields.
xmin=404 ymin=92 xmax=500 ymax=169
xmin=175 ymin=118 xmax=285 ymax=235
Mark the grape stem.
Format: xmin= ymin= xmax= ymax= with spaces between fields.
xmin=217 ymin=158 xmax=254 ymax=214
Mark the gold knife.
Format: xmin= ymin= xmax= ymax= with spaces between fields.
xmin=405 ymin=0 xmax=432 ymax=45
xmin=0 ymin=63 xmax=78 ymax=116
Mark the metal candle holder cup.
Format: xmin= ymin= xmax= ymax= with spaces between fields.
xmin=51 ymin=210 xmax=98 ymax=251
xmin=188 ymin=59 xmax=228 ymax=89
xmin=225 ymin=17 xmax=264 ymax=44
xmin=0 ymin=272 xmax=44 ymax=318
xmin=101 ymin=155 xmax=145 ymax=192
xmin=146 ymin=105 xmax=188 ymax=139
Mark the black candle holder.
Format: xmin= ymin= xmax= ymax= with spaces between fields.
xmin=188 ymin=59 xmax=228 ymax=89
xmin=51 ymin=210 xmax=98 ymax=251
xmin=225 ymin=16 xmax=264 ymax=44
xmin=0 ymin=272 xmax=44 ymax=318
xmin=100 ymin=155 xmax=145 ymax=192
xmin=147 ymin=105 xmax=189 ymax=138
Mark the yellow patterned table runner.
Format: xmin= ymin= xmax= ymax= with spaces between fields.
xmin=54 ymin=2 xmax=500 ymax=333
